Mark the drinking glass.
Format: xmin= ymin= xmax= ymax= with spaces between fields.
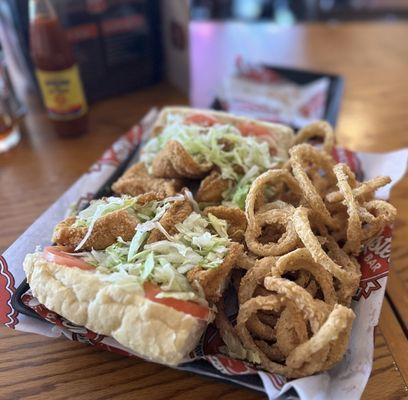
xmin=0 ymin=55 xmax=23 ymax=153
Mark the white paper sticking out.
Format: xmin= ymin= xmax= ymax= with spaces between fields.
xmin=358 ymin=148 xmax=408 ymax=199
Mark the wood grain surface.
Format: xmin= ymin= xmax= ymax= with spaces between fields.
xmin=1 ymin=21 xmax=408 ymax=399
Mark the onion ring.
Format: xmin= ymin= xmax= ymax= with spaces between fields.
xmin=293 ymin=120 xmax=335 ymax=154
xmin=285 ymin=304 xmax=355 ymax=372
xmin=333 ymin=163 xmax=362 ymax=255
xmin=235 ymin=252 xmax=257 ymax=270
xmin=292 ymin=207 xmax=361 ymax=304
xmin=245 ymin=169 xmax=302 ymax=225
xmin=238 ymin=258 xmax=276 ymax=340
xmin=275 ymin=304 xmax=308 ymax=357
xmin=263 ymin=277 xmax=328 ymax=332
xmin=255 ymin=340 xmax=285 ymax=363
xmin=214 ymin=127 xmax=395 ymax=378
xmin=275 ymin=248 xmax=337 ymax=306
xmin=238 ymin=257 xmax=274 ymax=304
xmin=236 ymin=295 xmax=301 ymax=377
xmin=245 ymin=208 xmax=300 ymax=256
xmin=290 ymin=144 xmax=339 ymax=229
xmin=326 ymin=176 xmax=391 ymax=203
xmin=360 ymin=200 xmax=396 ymax=242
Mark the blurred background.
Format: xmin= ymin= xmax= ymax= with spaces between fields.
xmin=0 ymin=0 xmax=407 ymax=147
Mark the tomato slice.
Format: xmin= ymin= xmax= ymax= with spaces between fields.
xmin=184 ymin=113 xmax=218 ymax=127
xmin=143 ymin=282 xmax=210 ymax=320
xmin=44 ymin=246 xmax=95 ymax=271
xmin=237 ymin=121 xmax=271 ymax=137
xmin=43 ymin=249 xmax=208 ymax=319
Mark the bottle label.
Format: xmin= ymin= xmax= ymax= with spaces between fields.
xmin=36 ymin=65 xmax=88 ymax=121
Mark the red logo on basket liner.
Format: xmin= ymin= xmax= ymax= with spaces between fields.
xmin=73 ymin=192 xmax=95 ymax=212
xmin=205 ymin=354 xmax=256 ymax=375
xmin=0 ymin=256 xmax=18 ymax=328
xmin=22 ymin=293 xmax=103 ymax=343
xmin=22 ymin=293 xmax=63 ymax=324
xmin=264 ymin=372 xmax=286 ymax=390
xmin=95 ymin=143 xmax=123 ymax=168
xmin=355 ymin=226 xmax=391 ymax=300
xmin=332 ymin=147 xmax=361 ymax=175
xmin=89 ymin=125 xmax=142 ymax=172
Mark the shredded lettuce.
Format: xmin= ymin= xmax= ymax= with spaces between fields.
xmin=77 ymin=204 xmax=230 ymax=304
xmin=207 ymin=213 xmax=228 ymax=238
xmin=74 ymin=196 xmax=137 ymax=250
xmin=74 ymin=196 xmax=137 ymax=228
xmin=141 ymin=252 xmax=155 ymax=280
xmin=223 ymin=165 xmax=261 ymax=209
xmin=127 ymin=230 xmax=149 ymax=262
xmin=141 ymin=113 xmax=280 ymax=207
xmin=73 ymin=194 xmax=183 ymax=251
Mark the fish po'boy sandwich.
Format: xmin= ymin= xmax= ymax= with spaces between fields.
xmin=24 ymin=191 xmax=243 ymax=365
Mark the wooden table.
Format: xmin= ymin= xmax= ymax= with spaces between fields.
xmin=1 ymin=21 xmax=407 ymax=399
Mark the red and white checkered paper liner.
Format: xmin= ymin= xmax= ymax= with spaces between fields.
xmin=1 ymin=109 xmax=407 ymax=399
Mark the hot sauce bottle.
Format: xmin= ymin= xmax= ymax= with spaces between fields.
xmin=29 ymin=0 xmax=88 ymax=137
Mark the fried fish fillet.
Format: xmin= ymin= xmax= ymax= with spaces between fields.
xmin=53 ymin=193 xmax=165 ymax=251
xmin=112 ymin=162 xmax=184 ymax=197
xmin=187 ymin=243 xmax=243 ymax=303
xmin=53 ymin=210 xmax=139 ymax=251
xmin=204 ymin=206 xmax=247 ymax=243
xmin=136 ymin=192 xmax=166 ymax=205
xmin=196 ymin=171 xmax=231 ymax=203
xmin=147 ymin=199 xmax=193 ymax=243
xmin=151 ymin=140 xmax=212 ymax=179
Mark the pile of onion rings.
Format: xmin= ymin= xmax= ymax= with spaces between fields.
xmin=215 ymin=122 xmax=396 ymax=378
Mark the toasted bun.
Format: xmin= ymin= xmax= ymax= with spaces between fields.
xmin=23 ymin=253 xmax=207 ymax=366
xmin=151 ymin=106 xmax=294 ymax=160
